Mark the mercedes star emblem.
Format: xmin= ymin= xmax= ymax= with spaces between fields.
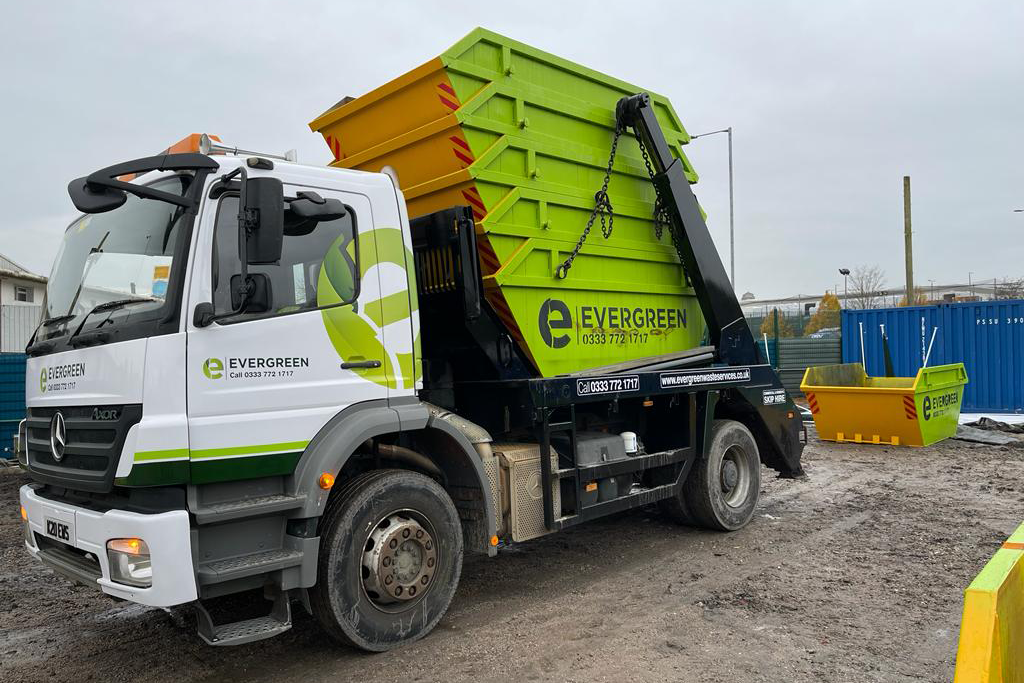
xmin=50 ymin=412 xmax=66 ymax=462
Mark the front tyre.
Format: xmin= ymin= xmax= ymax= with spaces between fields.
xmin=310 ymin=469 xmax=463 ymax=651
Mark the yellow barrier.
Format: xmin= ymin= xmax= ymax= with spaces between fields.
xmin=954 ymin=522 xmax=1024 ymax=682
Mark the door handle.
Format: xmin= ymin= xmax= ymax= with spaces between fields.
xmin=341 ymin=360 xmax=382 ymax=370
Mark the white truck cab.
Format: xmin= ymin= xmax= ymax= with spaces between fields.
xmin=20 ymin=148 xmax=494 ymax=648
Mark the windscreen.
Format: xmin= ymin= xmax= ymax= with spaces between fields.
xmin=45 ymin=175 xmax=191 ymax=323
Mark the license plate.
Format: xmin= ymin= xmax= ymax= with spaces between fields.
xmin=44 ymin=516 xmax=74 ymax=544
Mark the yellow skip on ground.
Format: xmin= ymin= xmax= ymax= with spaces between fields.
xmin=954 ymin=521 xmax=1024 ymax=682
xmin=800 ymin=363 xmax=967 ymax=447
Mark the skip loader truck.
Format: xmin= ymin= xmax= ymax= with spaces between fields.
xmin=16 ymin=29 xmax=803 ymax=650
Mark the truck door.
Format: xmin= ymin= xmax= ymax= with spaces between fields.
xmin=185 ymin=184 xmax=389 ymax=483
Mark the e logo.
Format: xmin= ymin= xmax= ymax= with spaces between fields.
xmin=203 ymin=358 xmax=224 ymax=379
xmin=40 ymin=368 xmax=47 ymax=393
xmin=538 ymin=299 xmax=572 ymax=349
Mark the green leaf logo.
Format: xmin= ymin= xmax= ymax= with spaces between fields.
xmin=203 ymin=358 xmax=224 ymax=379
xmin=318 ymin=227 xmax=420 ymax=390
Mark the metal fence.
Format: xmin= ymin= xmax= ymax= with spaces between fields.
xmin=747 ymin=311 xmax=816 ymax=338
xmin=747 ymin=307 xmax=842 ymax=397
xmin=775 ymin=338 xmax=842 ymax=396
xmin=1 ymin=304 xmax=41 ymax=352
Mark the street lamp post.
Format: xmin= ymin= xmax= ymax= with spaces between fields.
xmin=969 ymin=271 xmax=974 ymax=299
xmin=690 ymin=127 xmax=734 ymax=288
xmin=838 ymin=268 xmax=850 ymax=307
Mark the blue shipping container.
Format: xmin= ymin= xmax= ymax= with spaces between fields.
xmin=0 ymin=353 xmax=27 ymax=459
xmin=842 ymin=300 xmax=1024 ymax=413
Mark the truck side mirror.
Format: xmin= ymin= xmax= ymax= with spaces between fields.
xmin=243 ymin=177 xmax=284 ymax=265
xmin=68 ymin=177 xmax=127 ymax=214
xmin=288 ymin=192 xmax=347 ymax=222
xmin=193 ymin=173 xmax=284 ymax=328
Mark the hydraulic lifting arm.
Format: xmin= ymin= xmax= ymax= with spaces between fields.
xmin=616 ymin=93 xmax=804 ymax=476
xmin=616 ymin=93 xmax=761 ymax=367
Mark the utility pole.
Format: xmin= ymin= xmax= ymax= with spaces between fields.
xmin=903 ymin=176 xmax=914 ymax=304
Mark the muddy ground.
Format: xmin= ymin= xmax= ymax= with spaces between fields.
xmin=2 ymin=429 xmax=1022 ymax=683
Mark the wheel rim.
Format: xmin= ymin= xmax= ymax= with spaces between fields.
xmin=719 ymin=444 xmax=753 ymax=508
xmin=361 ymin=509 xmax=438 ymax=612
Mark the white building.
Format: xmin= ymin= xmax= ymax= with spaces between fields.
xmin=0 ymin=254 xmax=46 ymax=352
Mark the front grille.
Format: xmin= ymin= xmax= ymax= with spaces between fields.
xmin=26 ymin=405 xmax=142 ymax=493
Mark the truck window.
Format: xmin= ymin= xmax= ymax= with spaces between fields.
xmin=46 ymin=175 xmax=191 ymax=326
xmin=211 ymin=194 xmax=358 ymax=321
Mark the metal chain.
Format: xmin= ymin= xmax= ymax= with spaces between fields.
xmin=633 ymin=129 xmax=672 ymax=241
xmin=633 ymin=129 xmax=685 ymax=267
xmin=555 ymin=124 xmax=623 ymax=279
xmin=557 ymin=121 xmax=683 ymax=279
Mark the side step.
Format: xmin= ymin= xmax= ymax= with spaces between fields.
xmin=193 ymin=493 xmax=306 ymax=525
xmin=197 ymin=549 xmax=304 ymax=586
xmin=195 ymin=590 xmax=292 ymax=646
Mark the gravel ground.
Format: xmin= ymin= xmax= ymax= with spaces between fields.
xmin=2 ymin=430 xmax=1022 ymax=683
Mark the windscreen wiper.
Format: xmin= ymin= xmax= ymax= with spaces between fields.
xmin=67 ymin=297 xmax=158 ymax=347
xmin=41 ymin=314 xmax=75 ymax=327
xmin=27 ymin=314 xmax=81 ymax=356
xmin=66 ymin=231 xmax=110 ymax=316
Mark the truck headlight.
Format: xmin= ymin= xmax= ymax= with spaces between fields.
xmin=22 ymin=506 xmax=35 ymax=548
xmin=106 ymin=538 xmax=152 ymax=587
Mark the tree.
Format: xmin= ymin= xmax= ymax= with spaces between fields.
xmin=759 ymin=309 xmax=795 ymax=338
xmin=898 ymin=288 xmax=927 ymax=306
xmin=804 ymin=292 xmax=840 ymax=335
xmin=994 ymin=277 xmax=1024 ymax=300
xmin=847 ymin=265 xmax=887 ymax=309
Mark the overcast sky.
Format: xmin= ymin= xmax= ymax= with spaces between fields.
xmin=3 ymin=1 xmax=1021 ymax=299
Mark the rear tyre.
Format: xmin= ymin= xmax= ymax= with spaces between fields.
xmin=310 ymin=469 xmax=463 ymax=651
xmin=669 ymin=419 xmax=761 ymax=531
xmin=658 ymin=489 xmax=695 ymax=524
